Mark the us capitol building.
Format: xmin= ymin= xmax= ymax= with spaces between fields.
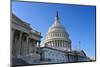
xmin=11 ymin=12 xmax=90 ymax=66
xmin=40 ymin=12 xmax=90 ymax=63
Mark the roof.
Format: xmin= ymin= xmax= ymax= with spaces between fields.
xmin=48 ymin=12 xmax=67 ymax=33
xmin=12 ymin=13 xmax=32 ymax=30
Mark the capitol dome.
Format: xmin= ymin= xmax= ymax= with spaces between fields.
xmin=44 ymin=12 xmax=72 ymax=51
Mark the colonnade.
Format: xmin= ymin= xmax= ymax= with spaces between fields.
xmin=45 ymin=40 xmax=71 ymax=49
xmin=11 ymin=29 xmax=40 ymax=58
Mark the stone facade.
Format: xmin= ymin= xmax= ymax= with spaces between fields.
xmin=11 ymin=14 xmax=42 ymax=66
xmin=40 ymin=47 xmax=68 ymax=63
xmin=40 ymin=47 xmax=90 ymax=63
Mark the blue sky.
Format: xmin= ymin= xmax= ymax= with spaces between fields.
xmin=12 ymin=1 xmax=96 ymax=58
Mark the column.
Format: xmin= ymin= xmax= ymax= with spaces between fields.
xmin=48 ymin=41 xmax=50 ymax=47
xmin=51 ymin=41 xmax=53 ymax=47
xmin=30 ymin=40 xmax=35 ymax=53
xmin=62 ymin=40 xmax=64 ymax=47
xmin=30 ymin=40 xmax=33 ymax=55
xmin=50 ymin=41 xmax=52 ymax=47
xmin=63 ymin=40 xmax=65 ymax=47
xmin=38 ymin=41 xmax=40 ymax=53
xmin=22 ymin=36 xmax=25 ymax=56
xmin=34 ymin=41 xmax=37 ymax=53
xmin=11 ymin=29 xmax=15 ymax=56
xmin=32 ymin=40 xmax=35 ymax=53
xmin=18 ymin=32 xmax=22 ymax=58
xmin=58 ymin=40 xmax=60 ymax=47
xmin=58 ymin=40 xmax=59 ymax=47
xmin=11 ymin=29 xmax=15 ymax=49
xmin=29 ymin=39 xmax=32 ymax=53
xmin=54 ymin=40 xmax=56 ymax=47
xmin=28 ymin=39 xmax=31 ymax=54
xmin=60 ymin=40 xmax=61 ymax=47
xmin=20 ymin=34 xmax=23 ymax=56
xmin=23 ymin=34 xmax=28 ymax=56
xmin=13 ymin=32 xmax=17 ymax=57
xmin=14 ymin=35 xmax=18 ymax=57
xmin=22 ymin=35 xmax=25 ymax=56
xmin=14 ymin=32 xmax=19 ymax=57
xmin=65 ymin=41 xmax=67 ymax=48
xmin=23 ymin=36 xmax=26 ymax=56
xmin=56 ymin=40 xmax=57 ymax=47
xmin=63 ymin=41 xmax=65 ymax=47
xmin=61 ymin=40 xmax=62 ymax=47
xmin=55 ymin=40 xmax=57 ymax=47
xmin=59 ymin=40 xmax=60 ymax=47
xmin=59 ymin=40 xmax=61 ymax=47
xmin=26 ymin=35 xmax=29 ymax=55
xmin=65 ymin=41 xmax=67 ymax=47
xmin=53 ymin=41 xmax=54 ymax=47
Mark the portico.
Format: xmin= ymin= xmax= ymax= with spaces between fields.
xmin=11 ymin=14 xmax=42 ymax=65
